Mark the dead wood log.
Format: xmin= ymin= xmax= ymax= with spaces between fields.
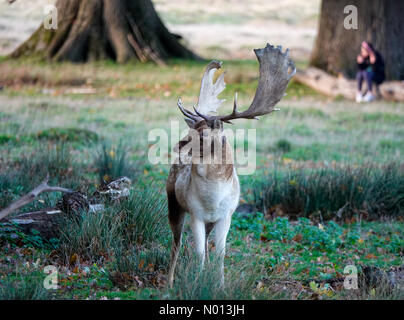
xmin=5 ymin=191 xmax=88 ymax=240
xmin=9 ymin=209 xmax=64 ymax=239
xmin=295 ymin=67 xmax=356 ymax=100
xmin=294 ymin=67 xmax=404 ymax=102
xmin=379 ymin=81 xmax=404 ymax=101
xmin=0 ymin=175 xmax=73 ymax=221
xmin=0 ymin=176 xmax=132 ymax=240
xmin=1 ymin=176 xmax=133 ymax=240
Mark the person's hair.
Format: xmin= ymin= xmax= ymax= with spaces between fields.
xmin=366 ymin=42 xmax=375 ymax=51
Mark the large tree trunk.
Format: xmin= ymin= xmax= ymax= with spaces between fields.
xmin=310 ymin=0 xmax=404 ymax=80
xmin=11 ymin=0 xmax=198 ymax=63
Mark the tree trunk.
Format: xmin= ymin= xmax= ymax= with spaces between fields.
xmin=310 ymin=0 xmax=404 ymax=80
xmin=11 ymin=0 xmax=198 ymax=63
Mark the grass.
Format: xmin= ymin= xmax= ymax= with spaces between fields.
xmin=165 ymin=253 xmax=265 ymax=300
xmin=57 ymin=185 xmax=169 ymax=262
xmin=1 ymin=58 xmax=403 ymax=165
xmin=36 ymin=127 xmax=99 ymax=143
xmin=0 ymin=270 xmax=50 ymax=300
xmin=0 ymin=57 xmax=403 ymax=300
xmin=253 ymin=164 xmax=404 ymax=220
xmin=0 ymin=143 xmax=86 ymax=210
xmin=93 ymin=140 xmax=140 ymax=184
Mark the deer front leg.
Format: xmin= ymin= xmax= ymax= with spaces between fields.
xmin=205 ymin=222 xmax=215 ymax=263
xmin=214 ymin=214 xmax=232 ymax=287
xmin=167 ymin=194 xmax=185 ymax=288
xmin=190 ymin=216 xmax=206 ymax=268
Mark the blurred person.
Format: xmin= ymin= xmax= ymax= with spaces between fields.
xmin=356 ymin=41 xmax=385 ymax=103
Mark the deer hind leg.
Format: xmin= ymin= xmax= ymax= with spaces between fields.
xmin=167 ymin=193 xmax=185 ymax=288
xmin=205 ymin=222 xmax=215 ymax=263
xmin=214 ymin=214 xmax=232 ymax=287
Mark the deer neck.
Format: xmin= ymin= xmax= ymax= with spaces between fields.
xmin=191 ymin=138 xmax=235 ymax=181
xmin=188 ymin=162 xmax=237 ymax=221
xmin=173 ymin=140 xmax=239 ymax=222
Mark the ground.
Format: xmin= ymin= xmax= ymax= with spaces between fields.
xmin=0 ymin=0 xmax=403 ymax=300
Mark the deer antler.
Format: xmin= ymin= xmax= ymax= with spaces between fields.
xmin=178 ymin=60 xmax=226 ymax=126
xmin=179 ymin=44 xmax=295 ymax=125
xmin=196 ymin=60 xmax=226 ymax=115
xmin=221 ymin=44 xmax=295 ymax=121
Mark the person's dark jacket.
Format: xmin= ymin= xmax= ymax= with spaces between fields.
xmin=372 ymin=51 xmax=385 ymax=84
xmin=357 ymin=50 xmax=385 ymax=84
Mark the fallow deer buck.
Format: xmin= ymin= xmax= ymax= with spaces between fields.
xmin=166 ymin=44 xmax=295 ymax=287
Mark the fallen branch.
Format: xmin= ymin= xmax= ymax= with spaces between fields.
xmin=295 ymin=67 xmax=404 ymax=102
xmin=0 ymin=175 xmax=73 ymax=221
xmin=294 ymin=67 xmax=356 ymax=100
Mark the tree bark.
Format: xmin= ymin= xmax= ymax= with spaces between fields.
xmin=310 ymin=0 xmax=404 ymax=80
xmin=11 ymin=0 xmax=198 ymax=63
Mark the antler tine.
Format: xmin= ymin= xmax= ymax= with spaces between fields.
xmin=232 ymin=92 xmax=239 ymax=115
xmin=192 ymin=106 xmax=210 ymax=121
xmin=225 ymin=92 xmax=240 ymax=124
xmin=177 ymin=98 xmax=200 ymax=122
xmin=218 ymin=92 xmax=239 ymax=124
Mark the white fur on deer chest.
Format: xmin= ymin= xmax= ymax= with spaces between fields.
xmin=175 ymin=165 xmax=239 ymax=223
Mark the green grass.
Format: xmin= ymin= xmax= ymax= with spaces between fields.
xmin=36 ymin=127 xmax=99 ymax=143
xmin=58 ymin=185 xmax=169 ymax=262
xmin=93 ymin=140 xmax=141 ymax=184
xmin=0 ymin=144 xmax=87 ymax=210
xmin=0 ymin=270 xmax=50 ymax=300
xmin=252 ymin=165 xmax=404 ymax=220
xmin=1 ymin=58 xmax=403 ymax=165
xmin=165 ymin=253 xmax=265 ymax=300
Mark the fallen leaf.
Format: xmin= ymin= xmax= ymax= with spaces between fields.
xmin=70 ymin=253 xmax=79 ymax=265
xmin=292 ymin=234 xmax=303 ymax=242
xmin=260 ymin=235 xmax=269 ymax=242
